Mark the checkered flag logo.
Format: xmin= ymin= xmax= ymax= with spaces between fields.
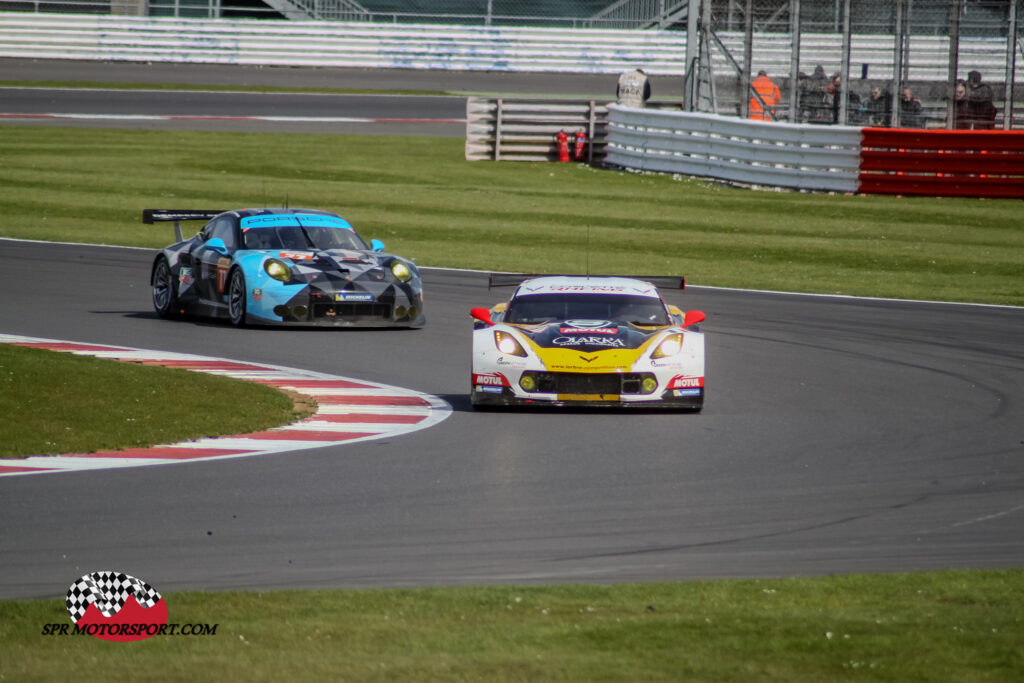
xmin=66 ymin=571 xmax=163 ymax=624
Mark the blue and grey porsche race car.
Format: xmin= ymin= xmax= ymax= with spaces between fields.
xmin=145 ymin=208 xmax=424 ymax=327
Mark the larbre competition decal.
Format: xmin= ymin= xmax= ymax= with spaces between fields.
xmin=0 ymin=334 xmax=451 ymax=477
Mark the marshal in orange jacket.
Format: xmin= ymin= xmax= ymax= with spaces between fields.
xmin=749 ymin=72 xmax=781 ymax=121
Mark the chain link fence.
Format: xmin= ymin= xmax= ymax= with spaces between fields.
xmin=690 ymin=0 xmax=1021 ymax=130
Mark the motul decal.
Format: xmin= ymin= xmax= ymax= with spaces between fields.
xmin=560 ymin=327 xmax=617 ymax=334
xmin=473 ymin=372 xmax=510 ymax=387
xmin=278 ymin=251 xmax=314 ymax=260
xmin=669 ymin=376 xmax=704 ymax=389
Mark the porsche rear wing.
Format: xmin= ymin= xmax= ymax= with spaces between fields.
xmin=488 ymin=273 xmax=685 ymax=291
xmin=143 ymin=209 xmax=225 ymax=241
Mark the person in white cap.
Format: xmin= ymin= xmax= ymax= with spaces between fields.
xmin=617 ymin=68 xmax=651 ymax=107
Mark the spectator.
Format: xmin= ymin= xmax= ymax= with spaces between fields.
xmin=802 ymin=65 xmax=832 ymax=123
xmin=965 ymin=70 xmax=997 ymax=129
xmin=898 ymin=88 xmax=924 ymax=128
xmin=826 ymin=73 xmax=860 ymax=124
xmin=863 ymin=85 xmax=893 ymax=127
xmin=617 ymin=68 xmax=651 ymax=108
xmin=749 ymin=70 xmax=781 ymax=121
xmin=954 ymin=79 xmax=971 ymax=129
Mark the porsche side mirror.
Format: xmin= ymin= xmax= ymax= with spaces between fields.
xmin=683 ymin=310 xmax=706 ymax=328
xmin=470 ymin=307 xmax=494 ymax=326
xmin=370 ymin=239 xmax=385 ymax=253
xmin=205 ymin=238 xmax=230 ymax=256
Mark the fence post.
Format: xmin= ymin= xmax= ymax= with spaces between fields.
xmin=788 ymin=0 xmax=801 ymax=124
xmin=588 ymin=100 xmax=596 ymax=165
xmin=494 ymin=98 xmax=503 ymax=161
xmin=946 ymin=0 xmax=962 ymax=130
xmin=838 ymin=0 xmax=851 ymax=126
xmin=1005 ymin=0 xmax=1018 ymax=131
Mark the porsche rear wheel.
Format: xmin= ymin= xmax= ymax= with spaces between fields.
xmin=152 ymin=257 xmax=179 ymax=318
xmin=228 ymin=268 xmax=247 ymax=327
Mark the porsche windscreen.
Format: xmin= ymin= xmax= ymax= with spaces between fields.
xmin=240 ymin=214 xmax=369 ymax=251
xmin=505 ymin=294 xmax=670 ymax=326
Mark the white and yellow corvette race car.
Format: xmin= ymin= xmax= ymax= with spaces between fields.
xmin=470 ymin=275 xmax=705 ymax=410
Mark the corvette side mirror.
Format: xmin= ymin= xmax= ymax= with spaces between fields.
xmin=470 ymin=307 xmax=494 ymax=326
xmin=682 ymin=310 xmax=706 ymax=328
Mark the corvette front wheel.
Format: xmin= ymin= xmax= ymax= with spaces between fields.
xmin=227 ymin=268 xmax=247 ymax=327
xmin=152 ymin=257 xmax=179 ymax=319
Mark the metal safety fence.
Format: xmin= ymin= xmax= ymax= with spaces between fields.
xmin=604 ymin=103 xmax=1024 ymax=199
xmin=681 ymin=0 xmax=1022 ymax=132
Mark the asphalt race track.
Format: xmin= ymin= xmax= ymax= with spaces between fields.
xmin=0 ymin=61 xmax=1022 ymax=599
xmin=1 ymin=239 xmax=1022 ymax=599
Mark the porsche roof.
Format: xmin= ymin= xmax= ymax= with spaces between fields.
xmin=514 ymin=276 xmax=661 ymax=299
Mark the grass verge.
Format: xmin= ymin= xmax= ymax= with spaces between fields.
xmin=1 ymin=127 xmax=1021 ymax=306
xmin=2 ymin=570 xmax=1021 ymax=682
xmin=0 ymin=344 xmax=312 ymax=459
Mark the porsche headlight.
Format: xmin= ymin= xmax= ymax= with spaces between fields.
xmin=264 ymin=258 xmax=292 ymax=282
xmin=651 ymin=333 xmax=683 ymax=359
xmin=390 ymin=260 xmax=412 ymax=282
xmin=494 ymin=330 xmax=527 ymax=357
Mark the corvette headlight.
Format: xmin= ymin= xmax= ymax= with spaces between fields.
xmin=264 ymin=258 xmax=292 ymax=282
xmin=494 ymin=330 xmax=527 ymax=357
xmin=390 ymin=260 xmax=412 ymax=282
xmin=651 ymin=333 xmax=683 ymax=359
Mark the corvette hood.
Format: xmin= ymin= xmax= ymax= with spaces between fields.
xmin=510 ymin=320 xmax=671 ymax=372
xmin=513 ymin=320 xmax=665 ymax=352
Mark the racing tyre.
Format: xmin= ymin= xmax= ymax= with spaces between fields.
xmin=227 ymin=268 xmax=247 ymax=327
xmin=152 ymin=257 xmax=179 ymax=318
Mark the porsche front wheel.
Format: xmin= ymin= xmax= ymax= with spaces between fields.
xmin=227 ymin=268 xmax=247 ymax=327
xmin=152 ymin=257 xmax=179 ymax=318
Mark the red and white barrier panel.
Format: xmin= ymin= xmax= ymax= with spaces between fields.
xmin=859 ymin=128 xmax=1024 ymax=200
xmin=0 ymin=335 xmax=451 ymax=477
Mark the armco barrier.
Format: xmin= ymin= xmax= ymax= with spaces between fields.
xmin=605 ymin=105 xmax=1024 ymax=199
xmin=604 ymin=105 xmax=863 ymax=193
xmin=465 ymin=97 xmax=609 ymax=162
xmin=859 ymin=129 xmax=1024 ymax=200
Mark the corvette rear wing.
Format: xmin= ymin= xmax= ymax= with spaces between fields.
xmin=143 ymin=209 xmax=225 ymax=241
xmin=488 ymin=273 xmax=685 ymax=291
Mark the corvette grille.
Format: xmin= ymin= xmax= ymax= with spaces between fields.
xmin=521 ymin=372 xmax=656 ymax=395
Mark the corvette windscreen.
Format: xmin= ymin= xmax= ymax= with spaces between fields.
xmin=505 ymin=294 xmax=669 ymax=325
xmin=242 ymin=226 xmax=369 ymax=251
